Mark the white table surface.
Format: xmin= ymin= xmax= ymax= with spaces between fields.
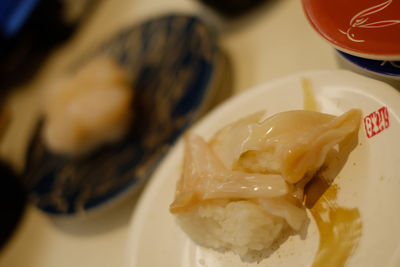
xmin=0 ymin=0 xmax=337 ymax=266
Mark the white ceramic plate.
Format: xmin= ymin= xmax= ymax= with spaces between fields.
xmin=125 ymin=70 xmax=400 ymax=267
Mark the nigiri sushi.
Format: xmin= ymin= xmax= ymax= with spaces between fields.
xmin=170 ymin=109 xmax=361 ymax=258
xmin=42 ymin=56 xmax=133 ymax=156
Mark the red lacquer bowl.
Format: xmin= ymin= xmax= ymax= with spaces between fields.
xmin=302 ymin=0 xmax=400 ymax=60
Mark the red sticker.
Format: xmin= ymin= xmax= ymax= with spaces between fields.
xmin=364 ymin=106 xmax=390 ymax=138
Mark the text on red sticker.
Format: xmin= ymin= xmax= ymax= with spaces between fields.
xmin=364 ymin=106 xmax=389 ymax=138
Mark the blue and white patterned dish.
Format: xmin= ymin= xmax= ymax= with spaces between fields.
xmin=336 ymin=50 xmax=400 ymax=89
xmin=337 ymin=50 xmax=400 ymax=77
xmin=22 ymin=14 xmax=221 ymax=215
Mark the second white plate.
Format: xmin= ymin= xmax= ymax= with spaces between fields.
xmin=125 ymin=70 xmax=400 ymax=267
